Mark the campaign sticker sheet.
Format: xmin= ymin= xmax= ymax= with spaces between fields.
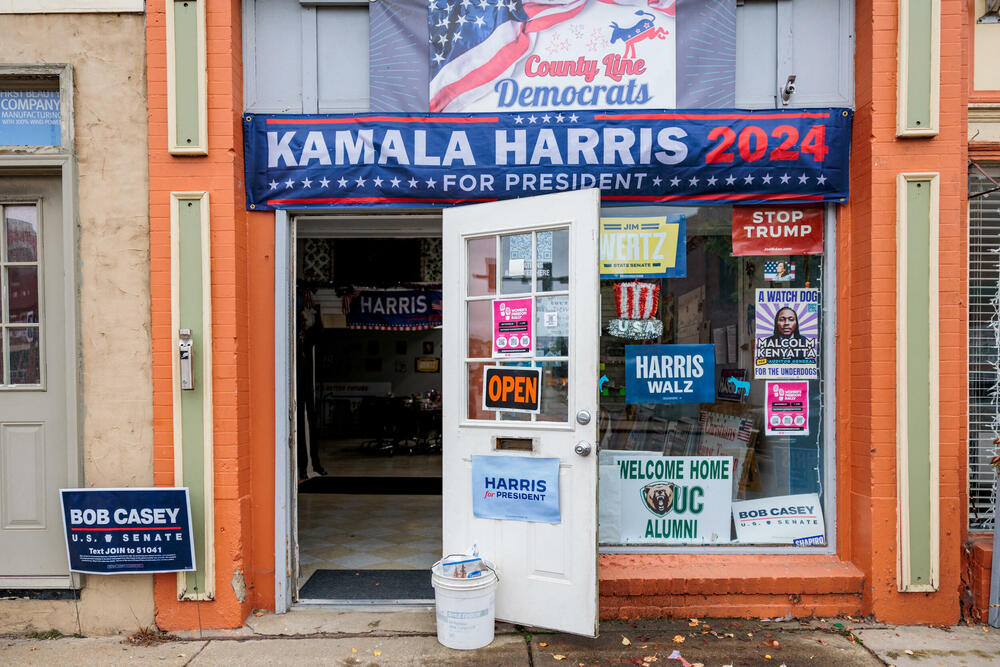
xmin=731 ymin=493 xmax=825 ymax=544
xmin=754 ymin=288 xmax=820 ymax=379
xmin=766 ymin=381 xmax=809 ymax=436
xmin=492 ymin=297 xmax=533 ymax=357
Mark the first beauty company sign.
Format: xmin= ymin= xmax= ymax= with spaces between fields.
xmin=243 ymin=109 xmax=852 ymax=210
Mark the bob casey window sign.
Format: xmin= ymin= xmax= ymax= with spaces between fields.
xmin=60 ymin=488 xmax=195 ymax=574
xmin=243 ymin=109 xmax=852 ymax=210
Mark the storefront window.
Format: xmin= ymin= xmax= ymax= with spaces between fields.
xmin=597 ymin=205 xmax=830 ymax=548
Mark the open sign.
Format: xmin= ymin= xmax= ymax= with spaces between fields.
xmin=483 ymin=366 xmax=541 ymax=413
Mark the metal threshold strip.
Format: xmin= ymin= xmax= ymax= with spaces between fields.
xmin=295 ymin=598 xmax=434 ymax=606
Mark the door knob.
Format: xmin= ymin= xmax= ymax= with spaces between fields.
xmin=576 ymin=410 xmax=591 ymax=425
xmin=574 ymin=441 xmax=592 ymax=457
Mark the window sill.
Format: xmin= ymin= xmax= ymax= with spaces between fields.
xmin=598 ymin=553 xmax=864 ymax=618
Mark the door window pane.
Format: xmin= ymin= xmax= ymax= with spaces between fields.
xmin=500 ymin=233 xmax=532 ymax=294
xmin=467 ymin=362 xmax=491 ymax=420
xmin=537 ymin=361 xmax=569 ymax=422
xmin=8 ymin=327 xmax=40 ymax=385
xmin=5 ymin=205 xmax=38 ymax=262
xmin=535 ymin=295 xmax=568 ymax=357
xmin=7 ymin=267 xmax=39 ymax=323
xmin=2 ymin=203 xmax=42 ymax=387
xmin=467 ymin=236 xmax=495 ymax=297
xmin=468 ymin=300 xmax=492 ymax=358
xmin=536 ymin=229 xmax=569 ymax=291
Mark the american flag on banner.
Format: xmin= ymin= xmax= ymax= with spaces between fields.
xmin=428 ymin=0 xmax=677 ymax=112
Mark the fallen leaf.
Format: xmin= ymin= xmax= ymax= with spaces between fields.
xmin=764 ymin=655 xmax=772 ymax=660
xmin=622 ymin=636 xmax=632 ymax=646
xmin=553 ymin=654 xmax=567 ymax=661
xmin=643 ymin=657 xmax=657 ymax=663
xmin=351 ymin=648 xmax=357 ymax=653
xmin=985 ymin=627 xmax=991 ymax=633
xmin=689 ymin=617 xmax=699 ymax=623
xmin=253 ymin=612 xmax=264 ymax=617
xmin=747 ymin=632 xmax=754 ymax=637
xmin=373 ymin=651 xmax=381 ymax=657
xmin=688 ymin=620 xmax=699 ymax=627
xmin=539 ymin=642 xmax=549 ymax=647
xmin=904 ymin=650 xmax=914 ymax=655
xmin=672 ymin=634 xmax=685 ymax=644
xmin=692 ymin=663 xmax=704 ymax=667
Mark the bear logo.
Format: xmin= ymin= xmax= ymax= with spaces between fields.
xmin=641 ymin=482 xmax=675 ymax=517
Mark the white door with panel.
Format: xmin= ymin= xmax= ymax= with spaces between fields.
xmin=0 ymin=175 xmax=71 ymax=585
xmin=442 ymin=189 xmax=600 ymax=637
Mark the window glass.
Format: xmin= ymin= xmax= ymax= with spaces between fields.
xmin=597 ymin=205 xmax=828 ymax=547
xmin=2 ymin=203 xmax=42 ymax=387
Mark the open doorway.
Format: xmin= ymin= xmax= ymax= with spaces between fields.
xmin=294 ymin=219 xmax=442 ymax=603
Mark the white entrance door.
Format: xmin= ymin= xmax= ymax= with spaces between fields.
xmin=442 ymin=189 xmax=600 ymax=637
xmin=0 ymin=175 xmax=72 ymax=586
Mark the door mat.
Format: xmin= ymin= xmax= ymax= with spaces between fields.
xmin=298 ymin=476 xmax=442 ymax=495
xmin=299 ymin=569 xmax=435 ymax=601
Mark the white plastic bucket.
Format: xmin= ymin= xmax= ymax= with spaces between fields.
xmin=431 ymin=558 xmax=499 ymax=650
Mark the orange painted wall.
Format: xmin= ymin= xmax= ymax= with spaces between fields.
xmin=147 ymin=0 xmax=971 ymax=629
xmin=842 ymin=0 xmax=968 ymax=624
xmin=148 ymin=0 xmax=255 ymax=628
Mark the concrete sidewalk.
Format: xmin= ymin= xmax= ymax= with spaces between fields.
xmin=2 ymin=611 xmax=999 ymax=666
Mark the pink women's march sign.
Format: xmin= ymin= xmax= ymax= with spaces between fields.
xmin=493 ymin=298 xmax=533 ymax=357
xmin=765 ymin=381 xmax=809 ymax=436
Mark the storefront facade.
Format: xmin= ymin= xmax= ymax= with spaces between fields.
xmin=147 ymin=0 xmax=970 ymax=632
xmin=0 ymin=2 xmax=153 ymax=634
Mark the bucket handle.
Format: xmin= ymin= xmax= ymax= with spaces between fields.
xmin=433 ymin=553 xmax=500 ymax=584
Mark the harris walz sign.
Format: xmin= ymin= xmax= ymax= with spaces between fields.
xmin=60 ymin=488 xmax=195 ymax=575
xmin=243 ymin=109 xmax=852 ymax=210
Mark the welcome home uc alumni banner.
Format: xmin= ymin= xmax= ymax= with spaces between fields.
xmin=244 ymin=108 xmax=852 ymax=210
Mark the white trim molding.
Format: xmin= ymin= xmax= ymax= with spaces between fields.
xmin=0 ymin=0 xmax=143 ymax=12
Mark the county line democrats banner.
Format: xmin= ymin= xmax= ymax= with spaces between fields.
xmin=370 ymin=0 xmax=737 ymax=112
xmin=243 ymin=108 xmax=852 ymax=210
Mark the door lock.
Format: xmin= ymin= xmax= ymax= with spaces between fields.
xmin=574 ymin=441 xmax=592 ymax=457
xmin=576 ymin=410 xmax=592 ymax=425
xmin=178 ymin=329 xmax=194 ymax=390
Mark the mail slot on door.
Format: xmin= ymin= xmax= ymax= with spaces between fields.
xmin=178 ymin=329 xmax=194 ymax=390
